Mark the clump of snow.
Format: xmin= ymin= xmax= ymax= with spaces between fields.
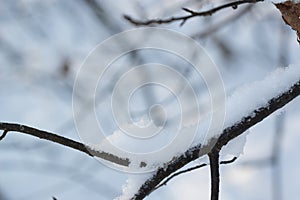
xmin=91 ymin=123 xmax=206 ymax=171
xmin=98 ymin=64 xmax=300 ymax=168
xmin=224 ymin=64 xmax=300 ymax=128
xmin=115 ymin=174 xmax=152 ymax=200
xmin=192 ymin=64 xmax=300 ymax=150
xmin=221 ymin=130 xmax=249 ymax=157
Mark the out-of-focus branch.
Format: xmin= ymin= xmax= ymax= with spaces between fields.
xmin=124 ymin=0 xmax=263 ymax=26
xmin=0 ymin=123 xmax=130 ymax=166
xmin=130 ymin=78 xmax=300 ymax=199
xmin=82 ymin=0 xmax=120 ymax=33
xmin=0 ymin=159 xmax=113 ymax=197
xmin=2 ymin=74 xmax=300 ymax=200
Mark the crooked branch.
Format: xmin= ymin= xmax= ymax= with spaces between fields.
xmin=0 ymin=123 xmax=130 ymax=166
xmin=155 ymin=156 xmax=236 ymax=190
xmin=130 ymin=78 xmax=300 ymax=199
xmin=1 ymin=73 xmax=300 ymax=200
xmin=124 ymin=0 xmax=263 ymax=26
xmin=192 ymin=5 xmax=253 ymax=39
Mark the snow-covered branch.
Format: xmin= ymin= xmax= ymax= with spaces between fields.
xmin=1 ymin=66 xmax=300 ymax=200
xmin=129 ymin=67 xmax=300 ymax=199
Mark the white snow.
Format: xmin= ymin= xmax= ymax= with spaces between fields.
xmin=224 ymin=64 xmax=300 ymax=128
xmin=96 ymin=64 xmax=300 ymax=170
xmin=1 ymin=1 xmax=300 ymax=200
xmin=114 ymin=174 xmax=153 ymax=200
xmin=112 ymin=64 xmax=300 ymax=199
xmin=220 ymin=130 xmax=249 ymax=157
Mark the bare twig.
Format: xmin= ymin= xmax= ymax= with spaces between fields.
xmin=0 ymin=130 xmax=8 ymax=141
xmin=155 ymin=156 xmax=237 ymax=189
xmin=0 ymin=123 xmax=130 ymax=166
xmin=220 ymin=156 xmax=237 ymax=164
xmin=156 ymin=163 xmax=207 ymax=189
xmin=192 ymin=5 xmax=253 ymax=39
xmin=130 ymin=78 xmax=300 ymax=199
xmin=124 ymin=0 xmax=263 ymax=26
xmin=209 ymin=150 xmax=220 ymax=200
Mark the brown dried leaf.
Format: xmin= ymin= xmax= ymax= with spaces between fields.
xmin=275 ymin=1 xmax=300 ymax=44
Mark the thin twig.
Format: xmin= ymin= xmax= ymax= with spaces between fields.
xmin=209 ymin=150 xmax=220 ymax=200
xmin=155 ymin=156 xmax=237 ymax=189
xmin=192 ymin=5 xmax=253 ymax=39
xmin=155 ymin=163 xmax=207 ymax=189
xmin=0 ymin=130 xmax=8 ymax=141
xmin=124 ymin=0 xmax=263 ymax=26
xmin=0 ymin=123 xmax=130 ymax=166
xmin=220 ymin=156 xmax=237 ymax=164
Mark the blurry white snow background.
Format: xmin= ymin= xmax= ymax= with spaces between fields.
xmin=0 ymin=0 xmax=300 ymax=200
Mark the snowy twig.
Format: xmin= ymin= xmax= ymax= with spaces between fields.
xmin=208 ymin=150 xmax=220 ymax=200
xmin=124 ymin=0 xmax=263 ymax=26
xmin=0 ymin=123 xmax=130 ymax=166
xmin=130 ymin=78 xmax=300 ymax=199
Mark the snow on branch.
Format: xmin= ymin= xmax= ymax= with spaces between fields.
xmin=1 ymin=66 xmax=300 ymax=200
xmin=127 ymin=66 xmax=300 ymax=199
xmin=124 ymin=0 xmax=263 ymax=26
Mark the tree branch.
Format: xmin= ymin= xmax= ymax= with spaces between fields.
xmin=2 ymin=74 xmax=300 ymax=199
xmin=192 ymin=5 xmax=253 ymax=39
xmin=209 ymin=150 xmax=220 ymax=200
xmin=0 ymin=123 xmax=130 ymax=166
xmin=220 ymin=157 xmax=237 ymax=165
xmin=130 ymin=79 xmax=300 ymax=199
xmin=155 ymin=156 xmax=236 ymax=190
xmin=124 ymin=0 xmax=263 ymax=26
xmin=0 ymin=130 xmax=8 ymax=141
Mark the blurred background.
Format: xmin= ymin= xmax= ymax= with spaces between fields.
xmin=0 ymin=0 xmax=300 ymax=199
